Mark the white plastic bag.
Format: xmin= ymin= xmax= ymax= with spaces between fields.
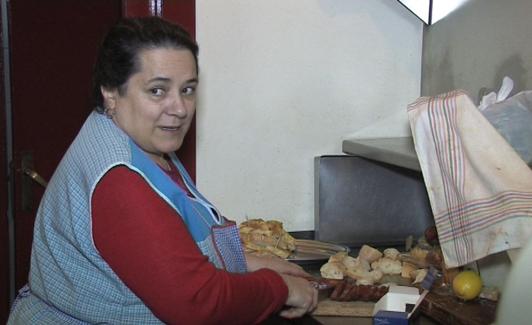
xmin=478 ymin=76 xmax=514 ymax=111
xmin=481 ymin=90 xmax=532 ymax=166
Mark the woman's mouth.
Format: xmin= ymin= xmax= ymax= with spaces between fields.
xmin=160 ymin=126 xmax=180 ymax=131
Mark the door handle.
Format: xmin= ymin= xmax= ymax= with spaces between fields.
xmin=22 ymin=168 xmax=48 ymax=188
xmin=19 ymin=151 xmax=48 ymax=213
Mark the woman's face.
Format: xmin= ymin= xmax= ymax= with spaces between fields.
xmin=102 ymin=47 xmax=198 ymax=160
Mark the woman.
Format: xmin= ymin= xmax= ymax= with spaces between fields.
xmin=8 ymin=17 xmax=317 ymax=324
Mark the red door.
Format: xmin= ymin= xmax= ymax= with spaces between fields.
xmin=1 ymin=1 xmax=123 ymax=322
xmin=0 ymin=1 xmax=195 ymax=322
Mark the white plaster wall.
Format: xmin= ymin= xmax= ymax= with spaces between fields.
xmin=196 ymin=0 xmax=423 ymax=231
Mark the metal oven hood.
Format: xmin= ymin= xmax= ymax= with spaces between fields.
xmin=314 ymin=137 xmax=433 ymax=248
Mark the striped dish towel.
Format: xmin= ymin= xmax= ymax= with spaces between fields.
xmin=408 ymin=90 xmax=532 ymax=268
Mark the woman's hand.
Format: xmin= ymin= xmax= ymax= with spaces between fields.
xmin=278 ymin=274 xmax=319 ymax=319
xmin=245 ymin=253 xmax=310 ymax=278
xmin=245 ymin=253 xmax=318 ymax=318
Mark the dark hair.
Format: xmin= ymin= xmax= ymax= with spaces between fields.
xmin=91 ymin=16 xmax=199 ymax=112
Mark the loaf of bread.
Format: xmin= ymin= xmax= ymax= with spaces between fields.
xmin=239 ymin=219 xmax=296 ymax=258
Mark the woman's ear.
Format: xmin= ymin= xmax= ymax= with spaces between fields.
xmin=100 ymin=86 xmax=118 ymax=110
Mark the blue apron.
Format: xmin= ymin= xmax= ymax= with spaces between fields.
xmin=8 ymin=111 xmax=247 ymax=324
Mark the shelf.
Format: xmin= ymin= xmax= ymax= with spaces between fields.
xmin=342 ymin=137 xmax=421 ymax=171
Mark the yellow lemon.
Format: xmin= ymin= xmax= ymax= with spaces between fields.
xmin=452 ymin=270 xmax=483 ymax=301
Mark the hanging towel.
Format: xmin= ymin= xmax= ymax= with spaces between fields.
xmin=407 ymin=90 xmax=532 ymax=268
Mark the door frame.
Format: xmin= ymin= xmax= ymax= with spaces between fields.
xmin=1 ymin=0 xmax=16 ymax=308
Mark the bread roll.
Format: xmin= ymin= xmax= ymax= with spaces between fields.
xmin=342 ymin=255 xmax=370 ymax=272
xmin=329 ymin=251 xmax=348 ymax=264
xmin=345 ymin=267 xmax=369 ymax=281
xmin=320 ymin=262 xmax=345 ymax=280
xmin=401 ymin=262 xmax=417 ymax=279
xmin=410 ymin=247 xmax=429 ymax=262
xmin=356 ymin=270 xmax=384 ymax=285
xmin=358 ymin=245 xmax=383 ymax=263
xmin=412 ymin=268 xmax=428 ymax=284
xmin=383 ymin=248 xmax=400 ymax=260
xmin=371 ymin=257 xmax=402 ymax=275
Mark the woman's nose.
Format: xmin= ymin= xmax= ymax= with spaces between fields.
xmin=168 ymin=95 xmax=188 ymax=118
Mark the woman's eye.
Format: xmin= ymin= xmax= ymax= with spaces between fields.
xmin=182 ymin=86 xmax=196 ymax=96
xmin=150 ymin=88 xmax=165 ymax=96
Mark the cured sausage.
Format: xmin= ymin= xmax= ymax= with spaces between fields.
xmin=323 ymin=278 xmax=389 ymax=302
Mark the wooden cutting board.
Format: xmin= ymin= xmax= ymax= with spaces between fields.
xmin=312 ymin=299 xmax=374 ymax=317
xmin=311 ymin=291 xmax=374 ymax=317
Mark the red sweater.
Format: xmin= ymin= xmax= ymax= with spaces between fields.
xmin=92 ymin=165 xmax=288 ymax=324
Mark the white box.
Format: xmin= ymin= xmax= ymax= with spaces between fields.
xmin=372 ymin=285 xmax=426 ymax=319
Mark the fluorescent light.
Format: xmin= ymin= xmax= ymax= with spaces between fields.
xmin=397 ymin=0 xmax=469 ymax=25
xmin=432 ymin=0 xmax=467 ymax=24
xmin=398 ymin=0 xmax=430 ymax=24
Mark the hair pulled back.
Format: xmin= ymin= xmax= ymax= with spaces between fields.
xmin=91 ymin=16 xmax=198 ymax=112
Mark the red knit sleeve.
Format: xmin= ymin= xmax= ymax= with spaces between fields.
xmin=92 ymin=166 xmax=288 ymax=324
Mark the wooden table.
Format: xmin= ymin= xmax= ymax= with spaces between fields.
xmin=310 ymin=289 xmax=498 ymax=324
